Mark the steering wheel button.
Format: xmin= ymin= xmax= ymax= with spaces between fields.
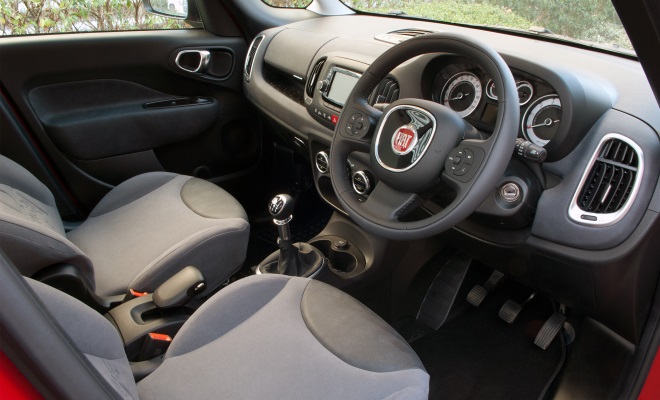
xmin=464 ymin=148 xmax=474 ymax=165
xmin=454 ymin=165 xmax=470 ymax=176
xmin=452 ymin=156 xmax=461 ymax=165
xmin=346 ymin=124 xmax=354 ymax=135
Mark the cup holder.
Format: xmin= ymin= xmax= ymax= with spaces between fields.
xmin=309 ymin=236 xmax=365 ymax=275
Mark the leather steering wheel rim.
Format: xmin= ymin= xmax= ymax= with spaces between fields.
xmin=329 ymin=32 xmax=519 ymax=240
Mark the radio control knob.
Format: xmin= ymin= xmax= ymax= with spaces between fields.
xmin=317 ymin=80 xmax=329 ymax=92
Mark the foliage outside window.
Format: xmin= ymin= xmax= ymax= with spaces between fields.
xmin=1 ymin=0 xmax=190 ymax=36
xmin=342 ymin=0 xmax=632 ymax=52
xmin=262 ymin=0 xmax=313 ymax=8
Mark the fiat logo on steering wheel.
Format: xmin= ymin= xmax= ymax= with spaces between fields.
xmin=391 ymin=125 xmax=418 ymax=155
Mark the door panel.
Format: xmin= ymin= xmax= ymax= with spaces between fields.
xmin=29 ymin=80 xmax=220 ymax=160
xmin=0 ymin=29 xmax=257 ymax=217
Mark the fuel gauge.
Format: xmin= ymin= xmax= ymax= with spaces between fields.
xmin=485 ymin=79 xmax=533 ymax=106
xmin=516 ymin=81 xmax=533 ymax=106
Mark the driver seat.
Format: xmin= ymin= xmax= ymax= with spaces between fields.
xmin=23 ymin=272 xmax=430 ymax=399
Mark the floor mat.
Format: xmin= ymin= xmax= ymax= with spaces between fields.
xmin=411 ymin=280 xmax=564 ymax=400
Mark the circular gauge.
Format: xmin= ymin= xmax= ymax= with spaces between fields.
xmin=522 ymin=95 xmax=562 ymax=147
xmin=441 ymin=72 xmax=482 ymax=118
xmin=486 ymin=79 xmax=533 ymax=106
xmin=516 ymin=81 xmax=533 ymax=106
xmin=485 ymin=79 xmax=497 ymax=100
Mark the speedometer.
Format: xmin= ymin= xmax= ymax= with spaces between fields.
xmin=522 ymin=95 xmax=562 ymax=147
xmin=441 ymin=72 xmax=482 ymax=118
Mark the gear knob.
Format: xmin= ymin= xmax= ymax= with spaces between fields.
xmin=269 ymin=194 xmax=295 ymax=223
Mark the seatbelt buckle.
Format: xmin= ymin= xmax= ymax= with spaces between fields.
xmin=140 ymin=332 xmax=172 ymax=360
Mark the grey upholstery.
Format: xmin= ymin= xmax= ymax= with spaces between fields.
xmin=27 ymin=274 xmax=429 ymax=399
xmin=0 ymin=155 xmax=249 ymax=297
xmin=27 ymin=279 xmax=139 ymax=399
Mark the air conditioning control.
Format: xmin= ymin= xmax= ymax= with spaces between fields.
xmin=352 ymin=171 xmax=373 ymax=195
xmin=315 ymin=151 xmax=329 ymax=174
xmin=317 ymin=80 xmax=330 ymax=93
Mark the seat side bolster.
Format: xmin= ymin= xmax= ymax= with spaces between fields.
xmin=301 ymin=279 xmax=427 ymax=373
xmin=0 ymin=154 xmax=57 ymax=207
xmin=164 ymin=275 xmax=291 ymax=358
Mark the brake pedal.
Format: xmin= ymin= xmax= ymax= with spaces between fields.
xmin=534 ymin=312 xmax=567 ymax=350
xmin=466 ymin=270 xmax=504 ymax=307
xmin=499 ymin=292 xmax=536 ymax=324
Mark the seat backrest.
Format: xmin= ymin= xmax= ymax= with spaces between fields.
xmin=0 ymin=155 xmax=94 ymax=287
xmin=27 ymin=277 xmax=139 ymax=399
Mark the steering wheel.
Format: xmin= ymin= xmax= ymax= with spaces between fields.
xmin=329 ymin=32 xmax=519 ymax=240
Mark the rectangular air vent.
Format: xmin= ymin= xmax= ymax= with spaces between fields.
xmin=369 ymin=78 xmax=400 ymax=106
xmin=569 ymin=134 xmax=643 ymax=226
xmin=244 ymin=35 xmax=265 ymax=82
xmin=306 ymin=58 xmax=326 ymax=98
xmin=375 ymin=29 xmax=438 ymax=44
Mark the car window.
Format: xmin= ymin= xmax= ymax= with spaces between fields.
xmin=341 ymin=0 xmax=633 ymax=54
xmin=0 ymin=0 xmax=192 ymax=36
xmin=262 ymin=0 xmax=313 ymax=8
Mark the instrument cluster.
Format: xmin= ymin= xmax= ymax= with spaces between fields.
xmin=430 ymin=57 xmax=561 ymax=147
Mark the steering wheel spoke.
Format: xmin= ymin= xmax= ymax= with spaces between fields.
xmin=361 ymin=181 xmax=421 ymax=222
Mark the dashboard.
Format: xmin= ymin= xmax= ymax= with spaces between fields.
xmin=243 ymin=14 xmax=660 ymax=343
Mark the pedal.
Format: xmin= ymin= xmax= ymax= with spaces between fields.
xmin=466 ymin=270 xmax=504 ymax=307
xmin=467 ymin=285 xmax=488 ymax=307
xmin=417 ymin=253 xmax=472 ymax=330
xmin=499 ymin=292 xmax=536 ymax=324
xmin=534 ymin=312 xmax=567 ymax=350
xmin=499 ymin=300 xmax=522 ymax=324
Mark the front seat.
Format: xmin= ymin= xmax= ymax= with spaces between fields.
xmin=0 ymin=154 xmax=249 ymax=300
xmin=24 ymin=272 xmax=430 ymax=399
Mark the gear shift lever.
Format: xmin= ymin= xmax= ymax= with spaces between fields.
xmin=269 ymin=194 xmax=294 ymax=245
xmin=257 ymin=194 xmax=325 ymax=277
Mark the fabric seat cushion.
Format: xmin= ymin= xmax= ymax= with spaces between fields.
xmin=26 ymin=278 xmax=138 ymax=400
xmin=137 ymin=275 xmax=429 ymax=400
xmin=67 ymin=172 xmax=249 ymax=297
xmin=0 ymin=155 xmax=93 ymax=286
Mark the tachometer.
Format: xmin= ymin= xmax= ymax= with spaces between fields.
xmin=441 ymin=72 xmax=482 ymax=118
xmin=522 ymin=95 xmax=562 ymax=147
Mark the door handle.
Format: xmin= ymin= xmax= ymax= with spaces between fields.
xmin=175 ymin=50 xmax=211 ymax=73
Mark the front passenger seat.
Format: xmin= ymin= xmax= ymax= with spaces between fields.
xmin=23 ymin=272 xmax=430 ymax=399
xmin=0 ymin=154 xmax=249 ymax=300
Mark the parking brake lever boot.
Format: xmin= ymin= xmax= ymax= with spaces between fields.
xmin=257 ymin=195 xmax=325 ymax=277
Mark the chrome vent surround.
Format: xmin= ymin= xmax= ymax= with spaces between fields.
xmin=306 ymin=58 xmax=326 ymax=98
xmin=369 ymin=77 xmax=400 ymax=106
xmin=244 ymin=35 xmax=265 ymax=82
xmin=375 ymin=29 xmax=438 ymax=45
xmin=568 ymin=133 xmax=643 ymax=226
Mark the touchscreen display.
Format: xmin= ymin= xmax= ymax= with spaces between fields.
xmin=327 ymin=70 xmax=360 ymax=106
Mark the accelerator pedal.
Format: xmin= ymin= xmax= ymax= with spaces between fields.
xmin=499 ymin=292 xmax=536 ymax=324
xmin=466 ymin=270 xmax=504 ymax=307
xmin=416 ymin=253 xmax=472 ymax=330
xmin=534 ymin=312 xmax=567 ymax=350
